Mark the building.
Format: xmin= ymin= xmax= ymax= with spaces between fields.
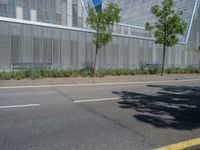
xmin=0 ymin=0 xmax=199 ymax=70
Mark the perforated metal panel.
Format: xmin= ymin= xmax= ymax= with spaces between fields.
xmin=0 ymin=21 xmax=11 ymax=70
xmin=0 ymin=0 xmax=87 ymax=28
xmin=0 ymin=0 xmax=199 ymax=70
xmin=11 ymin=23 xmax=21 ymax=63
xmin=52 ymin=28 xmax=61 ymax=68
xmin=33 ymin=26 xmax=43 ymax=63
xmin=70 ymin=30 xmax=78 ymax=68
xmin=22 ymin=24 xmax=33 ymax=63
xmin=0 ymin=20 xmax=200 ymax=70
xmin=43 ymin=27 xmax=52 ymax=64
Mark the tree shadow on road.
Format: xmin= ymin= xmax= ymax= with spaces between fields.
xmin=113 ymin=85 xmax=200 ymax=130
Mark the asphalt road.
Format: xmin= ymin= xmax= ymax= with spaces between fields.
xmin=0 ymin=79 xmax=200 ymax=150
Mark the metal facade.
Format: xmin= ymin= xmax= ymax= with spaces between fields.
xmin=0 ymin=0 xmax=199 ymax=71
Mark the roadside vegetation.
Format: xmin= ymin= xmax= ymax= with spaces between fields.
xmin=145 ymin=0 xmax=186 ymax=76
xmin=0 ymin=67 xmax=199 ymax=80
xmin=86 ymin=3 xmax=121 ymax=75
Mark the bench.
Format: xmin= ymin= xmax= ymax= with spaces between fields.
xmin=11 ymin=63 xmax=52 ymax=70
xmin=145 ymin=63 xmax=161 ymax=70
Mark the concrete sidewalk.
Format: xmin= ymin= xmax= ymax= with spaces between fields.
xmin=0 ymin=74 xmax=199 ymax=87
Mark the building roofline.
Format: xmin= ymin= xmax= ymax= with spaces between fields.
xmin=185 ymin=0 xmax=199 ymax=43
xmin=80 ymin=0 xmax=88 ymax=16
xmin=1 ymin=0 xmax=197 ymax=45
xmin=0 ymin=16 xmax=155 ymax=41
xmin=89 ymin=0 xmax=199 ymax=44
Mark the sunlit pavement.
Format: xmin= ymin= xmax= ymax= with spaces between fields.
xmin=0 ymin=79 xmax=200 ymax=150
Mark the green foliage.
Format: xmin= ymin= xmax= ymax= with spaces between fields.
xmin=0 ymin=68 xmax=199 ymax=80
xmin=12 ymin=71 xmax=27 ymax=80
xmin=30 ymin=70 xmax=41 ymax=80
xmin=145 ymin=0 xmax=186 ymax=47
xmin=145 ymin=0 xmax=186 ymax=76
xmin=194 ymin=46 xmax=200 ymax=52
xmin=86 ymin=3 xmax=121 ymax=74
xmin=86 ymin=3 xmax=121 ymax=49
xmin=165 ymin=67 xmax=200 ymax=74
xmin=0 ymin=71 xmax=12 ymax=80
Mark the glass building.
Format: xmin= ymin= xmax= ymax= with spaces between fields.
xmin=0 ymin=0 xmax=199 ymax=70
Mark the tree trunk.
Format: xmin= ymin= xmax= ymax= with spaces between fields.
xmin=161 ymin=43 xmax=166 ymax=76
xmin=93 ymin=43 xmax=98 ymax=76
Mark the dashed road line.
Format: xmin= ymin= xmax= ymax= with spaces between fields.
xmin=74 ymin=97 xmax=121 ymax=103
xmin=0 ymin=104 xmax=40 ymax=109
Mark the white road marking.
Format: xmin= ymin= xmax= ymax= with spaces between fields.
xmin=0 ymin=78 xmax=200 ymax=89
xmin=0 ymin=104 xmax=40 ymax=109
xmin=74 ymin=97 xmax=122 ymax=103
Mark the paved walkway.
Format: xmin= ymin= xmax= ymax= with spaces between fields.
xmin=0 ymin=74 xmax=199 ymax=87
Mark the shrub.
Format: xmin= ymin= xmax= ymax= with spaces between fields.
xmin=148 ymin=68 xmax=159 ymax=74
xmin=24 ymin=70 xmax=31 ymax=78
xmin=95 ymin=70 xmax=105 ymax=78
xmin=80 ymin=70 xmax=93 ymax=77
xmin=0 ymin=71 xmax=12 ymax=80
xmin=12 ymin=71 xmax=26 ymax=80
xmin=60 ymin=70 xmax=71 ymax=77
xmin=31 ymin=70 xmax=41 ymax=80
xmin=0 ymin=67 xmax=199 ymax=80
xmin=70 ymin=70 xmax=80 ymax=77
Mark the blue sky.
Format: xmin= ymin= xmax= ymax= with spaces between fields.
xmin=92 ymin=0 xmax=103 ymax=6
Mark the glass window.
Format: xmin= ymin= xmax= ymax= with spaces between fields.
xmin=43 ymin=11 xmax=50 ymax=22
xmin=117 ymin=25 xmax=121 ymax=34
xmin=37 ymin=10 xmax=43 ymax=22
xmin=72 ymin=0 xmax=78 ymax=27
xmin=23 ymin=0 xmax=29 ymax=8
xmin=37 ymin=0 xmax=43 ymax=10
xmin=56 ymin=14 xmax=61 ymax=24
xmin=8 ymin=4 xmax=15 ymax=18
xmin=124 ymin=26 xmax=128 ymax=34
xmin=8 ymin=0 xmax=15 ymax=5
xmin=23 ymin=0 xmax=30 ymax=20
xmin=50 ymin=0 xmax=55 ymax=23
xmin=0 ymin=4 xmax=7 ymax=17
xmin=44 ymin=0 xmax=50 ymax=11
xmin=30 ymin=0 xmax=36 ymax=9
xmin=23 ymin=8 xmax=30 ymax=20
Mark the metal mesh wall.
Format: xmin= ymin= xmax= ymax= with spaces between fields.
xmin=52 ymin=28 xmax=61 ymax=68
xmin=70 ymin=30 xmax=78 ymax=68
xmin=0 ymin=0 xmax=88 ymax=27
xmin=60 ymin=29 xmax=70 ymax=68
xmin=0 ymin=21 xmax=11 ymax=70
xmin=0 ymin=17 xmax=200 ymax=71
xmin=33 ymin=26 xmax=43 ymax=63
xmin=11 ymin=23 xmax=21 ymax=63
xmin=106 ymin=0 xmax=196 ymax=27
xmin=43 ymin=27 xmax=52 ymax=64
xmin=22 ymin=24 xmax=33 ymax=63
xmin=77 ymin=31 xmax=87 ymax=68
xmin=104 ymin=0 xmax=197 ymax=42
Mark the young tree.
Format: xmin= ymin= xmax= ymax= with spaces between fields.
xmin=86 ymin=3 xmax=120 ymax=75
xmin=145 ymin=0 xmax=186 ymax=76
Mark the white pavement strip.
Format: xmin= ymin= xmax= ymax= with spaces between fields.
xmin=0 ymin=104 xmax=40 ymax=109
xmin=74 ymin=97 xmax=122 ymax=103
xmin=0 ymin=78 xmax=200 ymax=89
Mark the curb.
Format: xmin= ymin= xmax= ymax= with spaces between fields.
xmin=0 ymin=78 xmax=200 ymax=89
